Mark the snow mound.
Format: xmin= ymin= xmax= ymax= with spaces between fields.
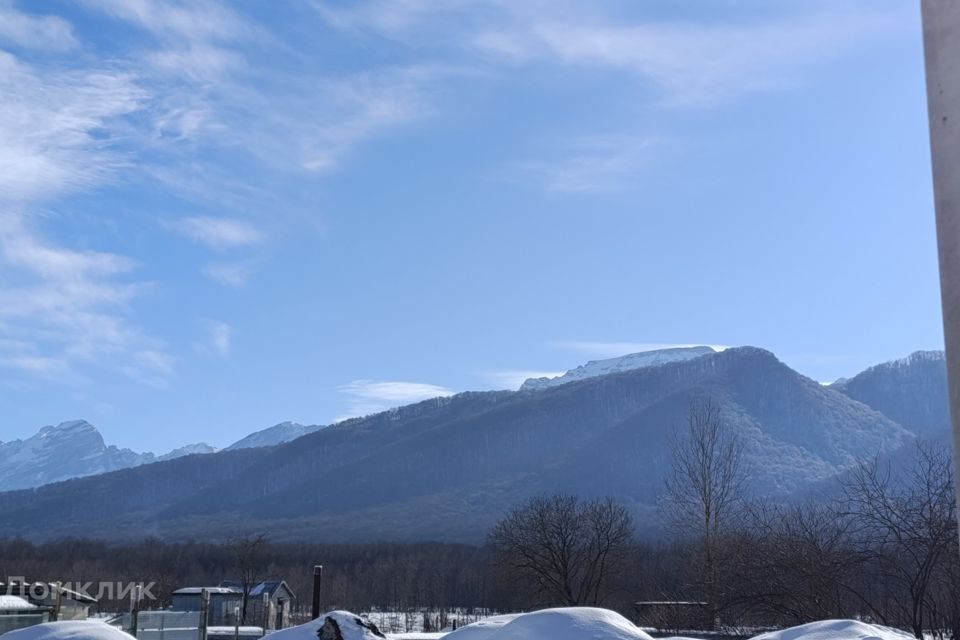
xmin=442 ymin=614 xmax=521 ymax=640
xmin=0 ymin=621 xmax=135 ymax=640
xmin=267 ymin=611 xmax=385 ymax=640
xmin=750 ymin=620 xmax=915 ymax=640
xmin=445 ymin=608 xmax=654 ymax=640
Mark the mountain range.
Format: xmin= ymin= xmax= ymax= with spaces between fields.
xmin=0 ymin=420 xmax=320 ymax=491
xmin=0 ymin=346 xmax=948 ymax=543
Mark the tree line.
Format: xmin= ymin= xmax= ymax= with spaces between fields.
xmin=1 ymin=397 xmax=956 ymax=637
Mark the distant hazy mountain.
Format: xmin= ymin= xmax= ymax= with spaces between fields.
xmin=0 ymin=420 xmax=214 ymax=491
xmin=834 ymin=350 xmax=949 ymax=439
xmin=0 ymin=418 xmax=330 ymax=491
xmin=0 ymin=347 xmax=917 ymax=543
xmin=225 ymin=421 xmax=324 ymax=451
xmin=157 ymin=443 xmax=219 ymax=461
xmin=521 ymin=346 xmax=717 ymax=390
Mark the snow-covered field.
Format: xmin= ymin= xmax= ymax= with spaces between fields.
xmin=0 ymin=614 xmax=925 ymax=640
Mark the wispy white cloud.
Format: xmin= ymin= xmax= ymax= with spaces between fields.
xmin=514 ymin=135 xmax=658 ymax=193
xmin=121 ymin=349 xmax=175 ymax=388
xmin=194 ymin=321 xmax=231 ymax=358
xmin=84 ymin=0 xmax=252 ymax=42
xmin=202 ymin=262 xmax=252 ymax=288
xmin=173 ymin=216 xmax=262 ymax=250
xmin=0 ymin=50 xmax=171 ymax=386
xmin=483 ymin=369 xmax=565 ymax=390
xmin=335 ymin=379 xmax=455 ymax=421
xmin=318 ymin=1 xmax=906 ymax=107
xmin=0 ymin=52 xmax=145 ymax=204
xmin=497 ymin=13 xmax=902 ymax=106
xmin=555 ymin=341 xmax=728 ymax=359
xmin=0 ymin=1 xmax=77 ymax=51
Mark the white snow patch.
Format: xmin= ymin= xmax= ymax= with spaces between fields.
xmin=0 ymin=595 xmax=35 ymax=610
xmin=521 ymin=346 xmax=718 ymax=391
xmin=444 ymin=608 xmax=654 ymax=640
xmin=0 ymin=621 xmax=136 ymax=640
xmin=440 ymin=614 xmax=521 ymax=640
xmin=750 ymin=620 xmax=915 ymax=640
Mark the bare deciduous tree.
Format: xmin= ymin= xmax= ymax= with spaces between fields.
xmin=488 ymin=494 xmax=633 ymax=607
xmin=843 ymin=441 xmax=957 ymax=639
xmin=232 ymin=534 xmax=269 ymax=624
xmin=664 ymin=396 xmax=748 ymax=625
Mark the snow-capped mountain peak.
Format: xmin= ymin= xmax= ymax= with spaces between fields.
xmin=157 ymin=443 xmax=218 ymax=461
xmin=224 ymin=421 xmax=324 ymax=451
xmin=520 ymin=345 xmax=720 ymax=391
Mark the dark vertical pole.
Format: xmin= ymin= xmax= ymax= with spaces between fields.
xmin=311 ymin=566 xmax=323 ymax=620
xmin=261 ymin=593 xmax=270 ymax=631
xmin=198 ymin=589 xmax=210 ymax=640
xmin=52 ymin=583 xmax=62 ymax=622
xmin=922 ymin=0 xmax=960 ymax=540
xmin=130 ymin=584 xmax=142 ymax=638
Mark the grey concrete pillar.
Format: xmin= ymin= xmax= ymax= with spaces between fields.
xmin=922 ymin=0 xmax=960 ymax=524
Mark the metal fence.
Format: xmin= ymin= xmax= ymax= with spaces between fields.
xmin=118 ymin=611 xmax=204 ymax=640
xmin=0 ymin=614 xmax=49 ymax=635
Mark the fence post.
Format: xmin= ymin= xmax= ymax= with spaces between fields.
xmin=130 ymin=584 xmax=142 ymax=638
xmin=234 ymin=606 xmax=240 ymax=640
xmin=52 ymin=582 xmax=62 ymax=622
xmin=310 ymin=566 xmax=322 ymax=620
xmin=198 ymin=589 xmax=210 ymax=640
xmin=261 ymin=593 xmax=270 ymax=631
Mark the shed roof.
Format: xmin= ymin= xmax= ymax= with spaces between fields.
xmin=0 ymin=595 xmax=37 ymax=611
xmin=172 ymin=587 xmax=241 ymax=596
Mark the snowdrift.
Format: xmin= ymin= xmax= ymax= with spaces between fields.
xmin=267 ymin=611 xmax=385 ymax=640
xmin=0 ymin=622 xmax=135 ymax=640
xmin=439 ymin=614 xmax=520 ymax=640
xmin=445 ymin=608 xmax=655 ymax=640
xmin=750 ymin=620 xmax=916 ymax=640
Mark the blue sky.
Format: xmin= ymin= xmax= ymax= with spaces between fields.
xmin=0 ymin=0 xmax=943 ymax=453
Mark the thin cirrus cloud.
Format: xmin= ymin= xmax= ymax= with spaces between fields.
xmin=335 ymin=379 xmax=456 ymax=422
xmin=317 ymin=1 xmax=907 ymax=106
xmin=0 ymin=41 xmax=169 ymax=385
xmin=202 ymin=262 xmax=253 ymax=288
xmin=0 ymin=0 xmax=77 ymax=51
xmin=194 ymin=321 xmax=231 ymax=358
xmin=513 ymin=136 xmax=658 ymax=194
xmin=478 ymin=8 xmax=909 ymax=107
xmin=173 ymin=216 xmax=262 ymax=250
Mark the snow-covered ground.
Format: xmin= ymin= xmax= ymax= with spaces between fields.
xmin=750 ymin=620 xmax=916 ymax=640
xmin=443 ymin=608 xmax=654 ymax=640
xmin=0 ymin=613 xmax=925 ymax=640
xmin=0 ymin=621 xmax=135 ymax=640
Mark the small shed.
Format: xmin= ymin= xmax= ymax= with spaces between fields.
xmin=171 ymin=587 xmax=243 ymax=626
xmin=219 ymin=581 xmax=295 ymax=631
xmin=0 ymin=595 xmax=47 ymax=634
xmin=171 ymin=582 xmax=295 ymax=631
xmin=0 ymin=582 xmax=95 ymax=621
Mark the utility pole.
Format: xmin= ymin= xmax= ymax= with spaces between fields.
xmin=921 ymin=0 xmax=960 ymax=537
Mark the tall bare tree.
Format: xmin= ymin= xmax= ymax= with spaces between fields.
xmin=232 ymin=534 xmax=269 ymax=624
xmin=488 ymin=494 xmax=633 ymax=607
xmin=843 ymin=441 xmax=957 ymax=639
xmin=664 ymin=396 xmax=748 ymax=625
